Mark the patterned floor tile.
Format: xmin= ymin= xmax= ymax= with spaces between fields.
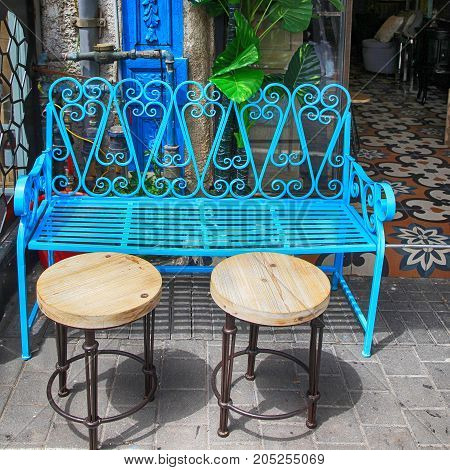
xmin=350 ymin=68 xmax=449 ymax=279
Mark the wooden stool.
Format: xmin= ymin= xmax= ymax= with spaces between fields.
xmin=210 ymin=252 xmax=330 ymax=437
xmin=37 ymin=252 xmax=162 ymax=450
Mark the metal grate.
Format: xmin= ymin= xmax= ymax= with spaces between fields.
xmin=0 ymin=9 xmax=31 ymax=234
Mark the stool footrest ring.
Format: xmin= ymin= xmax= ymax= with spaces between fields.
xmin=211 ymin=348 xmax=309 ymax=421
xmin=47 ymin=350 xmax=157 ymax=427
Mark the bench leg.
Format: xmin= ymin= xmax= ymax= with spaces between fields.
xmin=17 ymin=230 xmax=31 ymax=360
xmin=331 ymin=253 xmax=344 ymax=291
xmin=362 ymin=250 xmax=385 ymax=357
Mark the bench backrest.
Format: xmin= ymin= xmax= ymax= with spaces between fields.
xmin=45 ymin=77 xmax=352 ymax=200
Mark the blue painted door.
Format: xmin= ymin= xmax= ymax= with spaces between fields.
xmin=121 ymin=0 xmax=187 ymax=165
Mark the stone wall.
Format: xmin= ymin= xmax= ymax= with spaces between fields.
xmin=39 ymin=0 xmax=215 ymax=168
xmin=183 ymin=2 xmax=215 ymax=175
xmin=39 ymin=0 xmax=109 ymax=76
xmin=39 ymin=0 xmax=214 ymax=83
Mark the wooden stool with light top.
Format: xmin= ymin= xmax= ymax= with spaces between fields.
xmin=37 ymin=252 xmax=162 ymax=450
xmin=210 ymin=252 xmax=330 ymax=437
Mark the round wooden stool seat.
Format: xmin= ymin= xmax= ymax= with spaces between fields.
xmin=210 ymin=252 xmax=330 ymax=327
xmin=37 ymin=252 xmax=162 ymax=329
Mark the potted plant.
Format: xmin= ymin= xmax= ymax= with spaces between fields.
xmin=189 ymin=0 xmax=343 ymax=188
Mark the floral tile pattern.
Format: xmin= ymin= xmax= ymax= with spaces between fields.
xmin=351 ymin=69 xmax=449 ymax=278
xmin=200 ymin=72 xmax=448 ymax=279
xmin=391 ymin=225 xmax=448 ymax=277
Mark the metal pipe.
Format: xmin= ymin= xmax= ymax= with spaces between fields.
xmin=77 ymin=0 xmax=99 ymax=77
xmin=162 ymin=52 xmax=177 ymax=157
xmin=62 ymin=48 xmax=175 ymax=66
xmin=63 ymin=47 xmax=178 ymax=156
xmin=112 ymin=0 xmax=121 ymax=81
xmin=63 ymin=47 xmax=178 ymax=158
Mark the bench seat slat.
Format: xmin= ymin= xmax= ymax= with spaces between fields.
xmin=40 ymin=221 xmax=359 ymax=230
xmin=29 ymin=197 xmax=377 ymax=255
xmin=38 ymin=231 xmax=363 ymax=242
xmin=39 ymin=220 xmax=360 ymax=231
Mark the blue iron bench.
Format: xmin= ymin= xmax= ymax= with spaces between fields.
xmin=14 ymin=78 xmax=395 ymax=359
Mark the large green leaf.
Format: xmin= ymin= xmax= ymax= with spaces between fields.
xmin=329 ymin=0 xmax=344 ymax=11
xmin=234 ymin=10 xmax=259 ymax=49
xmin=212 ymin=43 xmax=260 ymax=76
xmin=269 ymin=0 xmax=313 ymax=33
xmin=284 ymin=43 xmax=321 ymax=91
xmin=210 ymin=67 xmax=264 ymax=103
xmin=187 ymin=0 xmax=213 ymax=5
xmin=212 ymin=11 xmax=260 ymax=76
xmin=262 ymin=72 xmax=285 ymax=87
xmin=187 ymin=0 xmax=224 ymax=17
xmin=234 ymin=103 xmax=256 ymax=148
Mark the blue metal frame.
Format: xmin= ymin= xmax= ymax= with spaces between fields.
xmin=121 ymin=0 xmax=188 ymax=167
xmin=14 ymin=78 xmax=396 ymax=360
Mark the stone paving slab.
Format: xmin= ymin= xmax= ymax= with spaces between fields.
xmin=0 ymin=274 xmax=448 ymax=450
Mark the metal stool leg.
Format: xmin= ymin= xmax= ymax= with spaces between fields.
xmin=83 ymin=330 xmax=100 ymax=450
xmin=245 ymin=324 xmax=259 ymax=381
xmin=143 ymin=310 xmax=156 ymax=400
xmin=55 ymin=323 xmax=70 ymax=397
xmin=306 ymin=315 xmax=324 ymax=429
xmin=218 ymin=314 xmax=237 ymax=437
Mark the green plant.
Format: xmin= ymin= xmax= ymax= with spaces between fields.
xmin=115 ymin=154 xmax=169 ymax=196
xmin=189 ymin=0 xmax=343 ymax=187
xmin=190 ymin=0 xmax=343 ymax=103
xmin=210 ymin=11 xmax=263 ymax=103
xmin=231 ymin=42 xmax=320 ymax=153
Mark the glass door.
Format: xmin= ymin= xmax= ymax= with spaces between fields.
xmin=250 ymin=1 xmax=353 ymax=196
xmin=0 ymin=7 xmax=32 ymax=234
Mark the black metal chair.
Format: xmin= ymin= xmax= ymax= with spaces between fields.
xmin=416 ymin=26 xmax=450 ymax=104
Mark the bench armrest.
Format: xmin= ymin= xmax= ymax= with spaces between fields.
xmin=348 ymin=159 xmax=396 ymax=235
xmin=14 ymin=153 xmax=49 ymax=242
